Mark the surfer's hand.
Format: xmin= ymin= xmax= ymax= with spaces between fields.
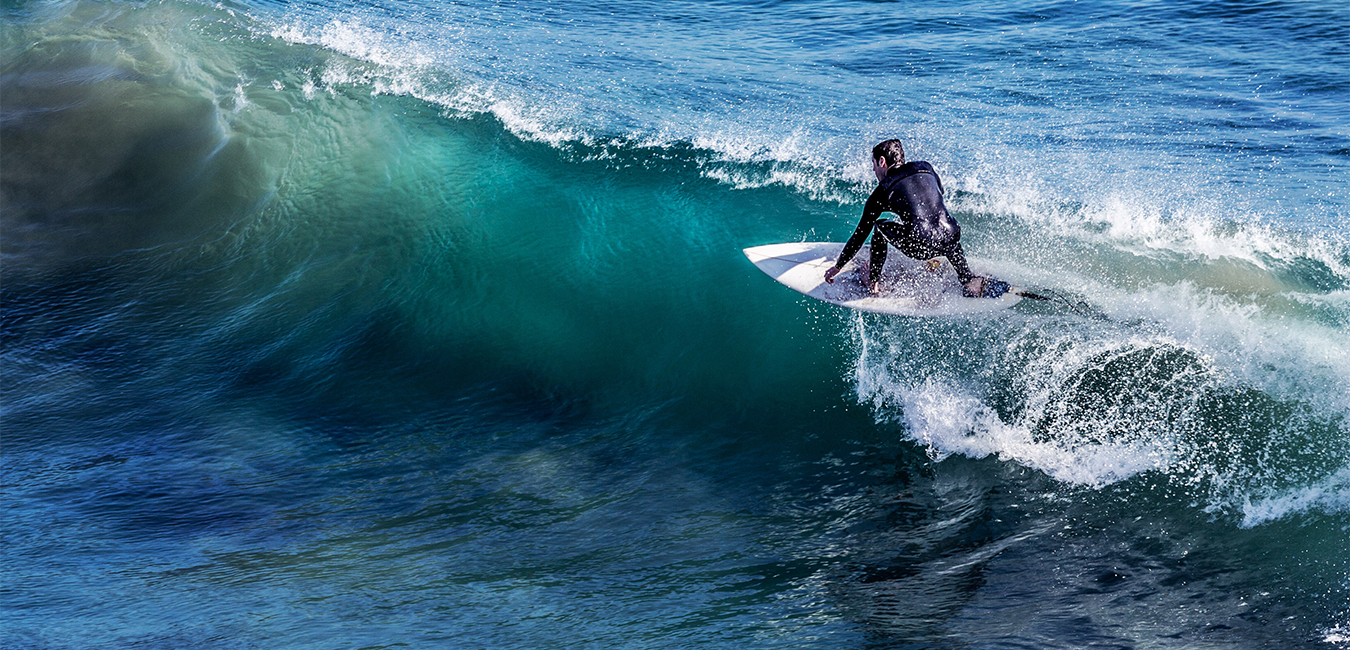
xmin=824 ymin=266 xmax=841 ymax=284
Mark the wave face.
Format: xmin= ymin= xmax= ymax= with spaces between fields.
xmin=3 ymin=0 xmax=1347 ymax=647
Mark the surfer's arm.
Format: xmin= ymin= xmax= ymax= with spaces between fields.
xmin=833 ymin=193 xmax=884 ymax=271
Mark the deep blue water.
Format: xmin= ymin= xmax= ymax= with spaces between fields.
xmin=2 ymin=0 xmax=1348 ymax=647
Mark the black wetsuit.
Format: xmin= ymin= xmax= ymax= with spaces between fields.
xmin=834 ymin=161 xmax=976 ymax=286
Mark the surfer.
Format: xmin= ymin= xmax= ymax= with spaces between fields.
xmin=823 ymin=139 xmax=988 ymax=297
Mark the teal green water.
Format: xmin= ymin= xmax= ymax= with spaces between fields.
xmin=3 ymin=0 xmax=1348 ymax=647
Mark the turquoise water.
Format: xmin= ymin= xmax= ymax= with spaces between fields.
xmin=2 ymin=0 xmax=1348 ymax=647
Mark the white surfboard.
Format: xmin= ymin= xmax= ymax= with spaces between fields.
xmin=744 ymin=242 xmax=1022 ymax=316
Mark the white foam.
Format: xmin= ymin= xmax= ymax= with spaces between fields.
xmin=230 ymin=82 xmax=248 ymax=112
xmin=853 ymin=322 xmax=1180 ymax=487
xmin=1105 ymin=281 xmax=1350 ymax=416
xmin=1325 ymin=623 xmax=1350 ymax=648
xmin=1240 ymin=466 xmax=1350 ymax=528
xmin=267 ymin=17 xmax=591 ymax=147
xmin=900 ymin=378 xmax=1171 ymax=486
xmin=271 ymin=19 xmax=437 ymax=71
xmin=1103 ymin=208 xmax=1350 ymax=280
xmin=700 ymin=165 xmax=855 ymax=205
xmin=852 ymin=274 xmax=1350 ymax=522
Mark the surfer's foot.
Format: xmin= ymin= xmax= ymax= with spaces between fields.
xmin=963 ymin=276 xmax=986 ymax=298
xmin=869 ymin=281 xmax=881 ymax=295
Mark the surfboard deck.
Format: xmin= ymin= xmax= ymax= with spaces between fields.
xmin=744 ymin=242 xmax=1022 ymax=316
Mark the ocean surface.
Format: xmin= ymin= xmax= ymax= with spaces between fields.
xmin=2 ymin=0 xmax=1348 ymax=647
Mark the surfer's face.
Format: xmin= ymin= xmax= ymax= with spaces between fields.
xmin=872 ymin=156 xmax=888 ymax=182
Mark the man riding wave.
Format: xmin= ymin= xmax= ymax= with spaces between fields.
xmin=823 ymin=139 xmax=990 ymax=297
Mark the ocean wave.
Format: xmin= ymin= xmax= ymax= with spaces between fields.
xmin=245 ymin=1 xmax=1350 ymax=525
xmin=9 ymin=0 xmax=1347 ymax=528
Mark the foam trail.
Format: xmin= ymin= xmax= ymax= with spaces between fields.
xmin=1241 ymin=466 xmax=1350 ymax=528
xmin=885 ymin=376 xmax=1176 ymax=487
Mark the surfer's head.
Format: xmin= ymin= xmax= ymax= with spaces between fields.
xmin=871 ymin=139 xmax=905 ymax=181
